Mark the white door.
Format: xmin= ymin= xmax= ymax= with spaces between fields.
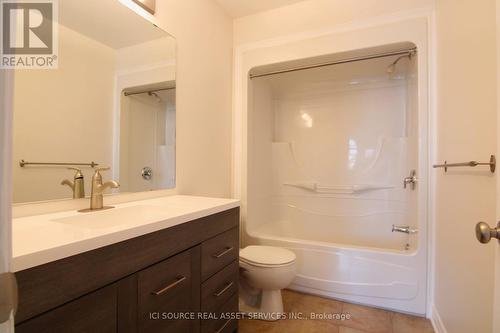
xmin=0 ymin=68 xmax=15 ymax=332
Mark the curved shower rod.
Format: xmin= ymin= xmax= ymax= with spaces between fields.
xmin=249 ymin=47 xmax=417 ymax=79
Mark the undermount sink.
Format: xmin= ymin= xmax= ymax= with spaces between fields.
xmin=52 ymin=205 xmax=168 ymax=229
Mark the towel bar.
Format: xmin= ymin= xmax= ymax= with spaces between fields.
xmin=433 ymin=155 xmax=495 ymax=173
xmin=19 ymin=160 xmax=99 ymax=168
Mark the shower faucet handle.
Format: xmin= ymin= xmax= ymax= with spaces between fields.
xmin=403 ymin=170 xmax=417 ymax=190
xmin=392 ymin=225 xmax=418 ymax=234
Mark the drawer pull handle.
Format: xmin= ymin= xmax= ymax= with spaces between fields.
xmin=213 ymin=247 xmax=234 ymax=259
xmin=214 ymin=281 xmax=234 ymax=297
xmin=151 ymin=276 xmax=187 ymax=296
xmin=214 ymin=319 xmax=232 ymax=333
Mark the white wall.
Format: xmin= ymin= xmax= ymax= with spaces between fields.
xmin=234 ymin=0 xmax=434 ymax=46
xmin=434 ymin=1 xmax=497 ymax=332
xmin=115 ymin=38 xmax=176 ymax=71
xmin=114 ymin=38 xmax=176 ymax=99
xmin=12 ymin=25 xmax=115 ymax=203
xmin=151 ymin=0 xmax=234 ymax=197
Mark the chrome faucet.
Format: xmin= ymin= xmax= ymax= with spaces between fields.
xmin=61 ymin=167 xmax=85 ymax=199
xmin=89 ymin=167 xmax=119 ymax=210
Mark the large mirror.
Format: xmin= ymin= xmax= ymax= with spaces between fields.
xmin=12 ymin=0 xmax=176 ymax=203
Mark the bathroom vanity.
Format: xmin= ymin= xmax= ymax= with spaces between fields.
xmin=12 ymin=196 xmax=240 ymax=333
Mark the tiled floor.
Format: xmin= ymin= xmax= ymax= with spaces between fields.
xmin=239 ymin=290 xmax=434 ymax=333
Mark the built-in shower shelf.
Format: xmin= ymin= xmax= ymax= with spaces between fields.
xmin=283 ymin=181 xmax=394 ymax=194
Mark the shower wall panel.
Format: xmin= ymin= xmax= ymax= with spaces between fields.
xmin=249 ymin=57 xmax=418 ymax=251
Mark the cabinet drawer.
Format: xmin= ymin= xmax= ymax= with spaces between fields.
xmin=201 ymin=260 xmax=239 ymax=313
xmin=201 ymin=294 xmax=239 ymax=333
xmin=201 ymin=228 xmax=239 ymax=281
xmin=16 ymin=284 xmax=117 ymax=333
xmin=138 ymin=247 xmax=200 ymax=333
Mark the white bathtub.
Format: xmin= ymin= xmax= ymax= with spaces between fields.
xmin=245 ymin=227 xmax=427 ymax=315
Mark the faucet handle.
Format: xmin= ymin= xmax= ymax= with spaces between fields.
xmin=67 ymin=167 xmax=83 ymax=176
xmin=67 ymin=167 xmax=84 ymax=179
xmin=92 ymin=167 xmax=110 ymax=181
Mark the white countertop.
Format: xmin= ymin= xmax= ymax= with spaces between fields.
xmin=12 ymin=195 xmax=240 ymax=272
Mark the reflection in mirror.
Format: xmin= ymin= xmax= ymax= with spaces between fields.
xmin=12 ymin=0 xmax=176 ymax=204
xmin=120 ymin=83 xmax=176 ymax=192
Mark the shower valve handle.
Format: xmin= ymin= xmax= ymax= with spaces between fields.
xmin=403 ymin=170 xmax=417 ymax=190
xmin=392 ymin=225 xmax=418 ymax=234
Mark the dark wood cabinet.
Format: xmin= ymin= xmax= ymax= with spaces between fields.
xmin=15 ymin=207 xmax=239 ymax=333
xmin=138 ymin=247 xmax=200 ymax=333
xmin=16 ymin=283 xmax=118 ymax=333
xmin=200 ymin=229 xmax=239 ymax=333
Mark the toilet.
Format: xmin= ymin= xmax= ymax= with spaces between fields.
xmin=239 ymin=245 xmax=296 ymax=319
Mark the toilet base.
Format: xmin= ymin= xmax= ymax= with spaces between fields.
xmin=239 ymin=288 xmax=285 ymax=321
xmin=261 ymin=289 xmax=284 ymax=314
xmin=238 ymin=246 xmax=297 ymax=321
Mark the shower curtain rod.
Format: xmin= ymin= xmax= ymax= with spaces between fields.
xmin=123 ymin=86 xmax=176 ymax=97
xmin=249 ymin=47 xmax=417 ymax=79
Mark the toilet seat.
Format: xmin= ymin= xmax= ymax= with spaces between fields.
xmin=240 ymin=246 xmax=296 ymax=267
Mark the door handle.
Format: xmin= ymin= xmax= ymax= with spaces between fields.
xmin=214 ymin=319 xmax=232 ymax=333
xmin=151 ymin=276 xmax=187 ymax=296
xmin=213 ymin=247 xmax=234 ymax=259
xmin=214 ymin=281 xmax=234 ymax=297
xmin=475 ymin=221 xmax=500 ymax=244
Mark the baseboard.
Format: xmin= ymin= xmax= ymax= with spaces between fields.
xmin=430 ymin=303 xmax=447 ymax=333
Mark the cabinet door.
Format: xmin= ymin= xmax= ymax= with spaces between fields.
xmin=138 ymin=247 xmax=200 ymax=333
xmin=16 ymin=284 xmax=117 ymax=333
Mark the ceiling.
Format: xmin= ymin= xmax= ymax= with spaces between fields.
xmin=214 ymin=0 xmax=306 ymax=18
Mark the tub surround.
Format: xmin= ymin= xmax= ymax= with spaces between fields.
xmin=14 ymin=197 xmax=240 ymax=332
xmin=12 ymin=195 xmax=239 ymax=271
xmin=244 ymin=41 xmax=426 ymax=315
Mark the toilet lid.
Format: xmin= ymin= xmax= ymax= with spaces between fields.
xmin=240 ymin=246 xmax=296 ymax=266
